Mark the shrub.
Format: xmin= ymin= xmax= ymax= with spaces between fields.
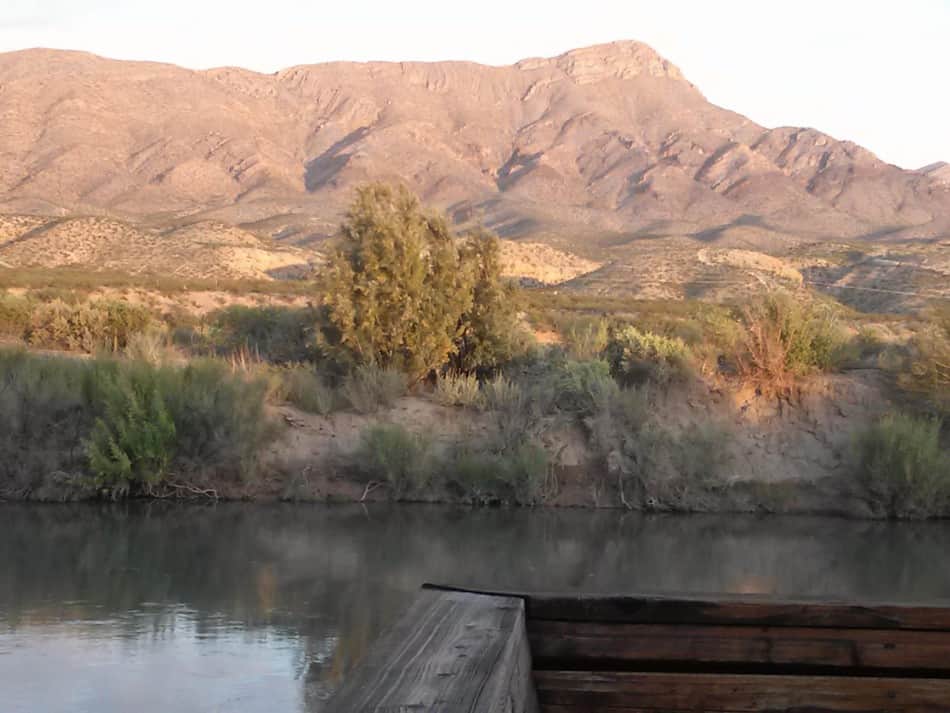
xmin=586 ymin=384 xmax=649 ymax=461
xmin=444 ymin=442 xmax=549 ymax=505
xmin=549 ymin=359 xmax=616 ymax=419
xmin=159 ymin=360 xmax=272 ymax=481
xmin=86 ymin=364 xmax=177 ymax=498
xmin=26 ymin=299 xmax=151 ymax=353
xmin=353 ymin=424 xmax=430 ymax=499
xmin=209 ymin=305 xmax=315 ymax=364
xmin=480 ymin=375 xmax=544 ymax=451
xmin=852 ymin=413 xmax=950 ymax=518
xmin=124 ymin=327 xmax=174 ymax=365
xmin=0 ymin=294 xmax=32 ymax=339
xmin=735 ymin=292 xmax=850 ymax=387
xmin=27 ymin=286 xmax=86 ymax=305
xmin=434 ymin=371 xmax=482 ymax=407
xmin=671 ymin=423 xmax=735 ymax=485
xmin=0 ymin=349 xmax=93 ymax=497
xmin=900 ymin=307 xmax=950 ymax=415
xmin=281 ymin=366 xmax=338 ymax=415
xmin=561 ymin=316 xmax=609 ymax=361
xmin=83 ymin=358 xmax=272 ymax=485
xmin=0 ymin=351 xmax=274 ymax=497
xmin=341 ymin=364 xmax=407 ymax=414
xmin=605 ymin=325 xmax=691 ymax=386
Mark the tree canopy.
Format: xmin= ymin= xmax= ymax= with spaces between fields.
xmin=320 ymin=184 xmax=519 ymax=381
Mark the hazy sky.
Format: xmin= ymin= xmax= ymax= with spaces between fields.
xmin=1 ymin=0 xmax=947 ymax=169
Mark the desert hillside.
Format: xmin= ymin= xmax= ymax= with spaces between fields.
xmin=1 ymin=42 xmax=948 ymax=252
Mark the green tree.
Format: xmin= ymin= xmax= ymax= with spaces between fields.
xmin=321 ymin=184 xmax=474 ymax=381
xmin=451 ymin=228 xmax=520 ymax=374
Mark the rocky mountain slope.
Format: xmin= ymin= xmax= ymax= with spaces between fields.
xmin=1 ymin=42 xmax=948 ymax=253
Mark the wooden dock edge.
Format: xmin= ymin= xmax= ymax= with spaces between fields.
xmin=324 ymin=587 xmax=539 ymax=713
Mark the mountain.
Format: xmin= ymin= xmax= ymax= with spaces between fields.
xmin=1 ymin=42 xmax=948 ymax=257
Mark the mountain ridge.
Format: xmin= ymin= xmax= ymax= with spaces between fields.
xmin=0 ymin=42 xmax=947 ymax=252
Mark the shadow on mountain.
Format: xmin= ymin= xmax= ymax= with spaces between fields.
xmin=305 ymin=127 xmax=371 ymax=192
xmin=691 ymin=214 xmax=766 ymax=243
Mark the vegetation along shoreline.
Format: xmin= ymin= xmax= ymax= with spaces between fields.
xmin=1 ymin=185 xmax=947 ymax=519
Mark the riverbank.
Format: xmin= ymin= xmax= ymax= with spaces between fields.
xmin=3 ymin=357 xmax=920 ymax=520
xmin=259 ymin=370 xmax=898 ymax=518
xmin=2 ymin=283 xmax=947 ymax=517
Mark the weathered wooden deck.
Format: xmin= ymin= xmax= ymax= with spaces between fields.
xmin=324 ymin=585 xmax=950 ymax=712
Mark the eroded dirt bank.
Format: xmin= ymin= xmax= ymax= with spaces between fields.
xmin=262 ymin=371 xmax=892 ymax=518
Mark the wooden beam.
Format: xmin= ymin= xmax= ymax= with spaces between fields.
xmin=534 ymin=670 xmax=950 ymax=712
xmin=524 ymin=594 xmax=950 ymax=631
xmin=324 ymin=589 xmax=539 ymax=713
xmin=529 ymin=620 xmax=950 ymax=672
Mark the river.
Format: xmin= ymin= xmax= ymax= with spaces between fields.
xmin=2 ymin=503 xmax=950 ymax=712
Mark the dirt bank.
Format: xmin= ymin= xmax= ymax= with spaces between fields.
xmin=262 ymin=371 xmax=892 ymax=517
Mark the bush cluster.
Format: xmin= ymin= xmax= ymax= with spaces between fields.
xmin=0 ymin=350 xmax=94 ymax=499
xmin=33 ymin=300 xmax=152 ymax=353
xmin=604 ymin=325 xmax=692 ymax=386
xmin=341 ymin=364 xmax=407 ymax=414
xmin=852 ymin=413 xmax=950 ymax=518
xmin=0 ymin=294 xmax=32 ymax=337
xmin=350 ymin=422 xmax=550 ymax=505
xmin=434 ymin=371 xmax=482 ymax=407
xmin=278 ymin=366 xmax=339 ymax=415
xmin=735 ymin=292 xmax=851 ymax=388
xmin=899 ymin=306 xmax=950 ymax=416
xmin=0 ymin=350 xmax=274 ymax=499
xmin=209 ymin=305 xmax=316 ymax=364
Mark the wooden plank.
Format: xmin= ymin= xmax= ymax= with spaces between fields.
xmin=324 ymin=589 xmax=538 ymax=713
xmin=529 ymin=620 xmax=950 ymax=672
xmin=534 ymin=670 xmax=950 ymax=712
xmin=524 ymin=593 xmax=950 ymax=631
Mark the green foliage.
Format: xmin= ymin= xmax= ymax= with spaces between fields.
xmin=86 ymin=364 xmax=177 ymax=498
xmin=209 ymin=305 xmax=315 ymax=364
xmin=321 ymin=183 xmax=474 ymax=380
xmin=549 ymin=359 xmax=616 ymax=419
xmin=26 ymin=299 xmax=152 ymax=353
xmin=434 ymin=371 xmax=482 ymax=407
xmin=852 ymin=413 xmax=950 ymax=518
xmin=158 ymin=360 xmax=271 ymax=481
xmin=900 ymin=306 xmax=950 ymax=415
xmin=560 ymin=316 xmax=610 ymax=361
xmin=671 ymin=423 xmax=735 ymax=485
xmin=353 ymin=424 xmax=430 ymax=499
xmin=341 ymin=364 xmax=407 ymax=414
xmin=604 ymin=325 xmax=691 ymax=386
xmin=444 ymin=442 xmax=549 ymax=505
xmin=480 ymin=375 xmax=544 ymax=451
xmin=451 ymin=229 xmax=522 ymax=374
xmin=280 ymin=366 xmax=339 ymax=415
xmin=735 ymin=292 xmax=851 ymax=387
xmin=0 ymin=349 xmax=93 ymax=498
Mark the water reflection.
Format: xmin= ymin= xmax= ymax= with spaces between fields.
xmin=2 ymin=503 xmax=950 ymax=712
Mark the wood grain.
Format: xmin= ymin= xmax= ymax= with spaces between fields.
xmin=534 ymin=670 xmax=950 ymax=712
xmin=529 ymin=620 xmax=950 ymax=672
xmin=324 ymin=589 xmax=538 ymax=713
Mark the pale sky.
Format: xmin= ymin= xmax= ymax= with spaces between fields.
xmin=1 ymin=0 xmax=948 ymax=169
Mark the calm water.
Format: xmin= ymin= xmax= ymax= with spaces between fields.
xmin=3 ymin=504 xmax=950 ymax=712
